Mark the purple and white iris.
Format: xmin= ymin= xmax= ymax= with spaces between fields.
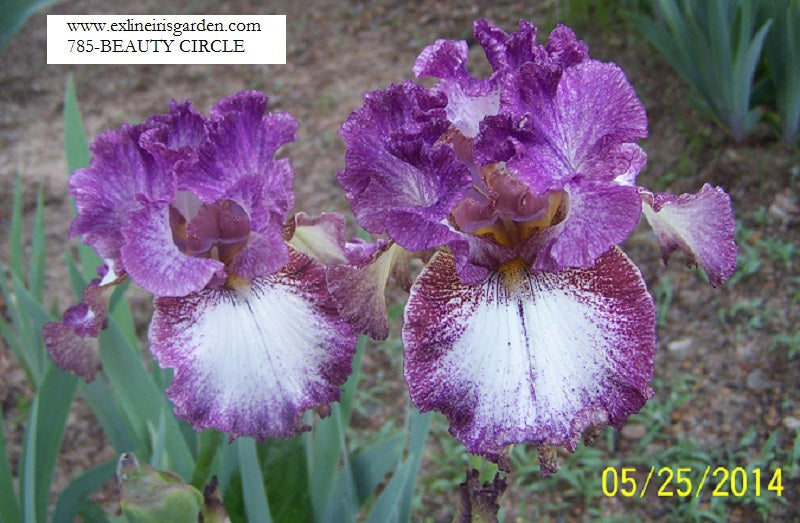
xmin=45 ymin=92 xmax=357 ymax=439
xmin=338 ymin=20 xmax=736 ymax=470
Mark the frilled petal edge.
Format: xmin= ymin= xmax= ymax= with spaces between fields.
xmin=403 ymin=249 xmax=656 ymax=468
xmin=149 ymin=249 xmax=357 ymax=439
xmin=640 ymin=184 xmax=737 ymax=287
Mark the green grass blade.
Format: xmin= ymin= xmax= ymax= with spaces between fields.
xmin=350 ymin=433 xmax=406 ymax=504
xmin=63 ymin=77 xmax=103 ymax=281
xmin=9 ymin=172 xmax=24 ymax=279
xmin=190 ymin=430 xmax=222 ymax=491
xmin=261 ymin=437 xmax=312 ymax=523
xmin=11 ymin=272 xmax=54 ymax=386
xmin=397 ymin=410 xmax=431 ymax=523
xmin=0 ymin=312 xmax=30 ymax=384
xmin=777 ymin=0 xmax=800 ymax=144
xmin=98 ymin=319 xmax=195 ymax=479
xmin=320 ymin=404 xmax=357 ymax=522
xmin=148 ymin=410 xmax=168 ymax=470
xmin=0 ymin=0 xmax=59 ymax=52
xmin=365 ymin=460 xmax=412 ymax=523
xmin=365 ymin=410 xmax=431 ymax=523
xmin=63 ymin=76 xmax=90 ymax=175
xmin=0 ymin=414 xmax=22 ymax=523
xmin=306 ymin=410 xmax=344 ymax=521
xmin=79 ymin=380 xmax=137 ymax=453
xmin=338 ymin=334 xmax=367 ymax=425
xmin=237 ymin=439 xmax=273 ymax=523
xmin=19 ymin=363 xmax=78 ymax=523
xmin=28 ymin=186 xmax=46 ymax=301
xmin=51 ymin=459 xmax=116 ymax=523
xmin=106 ymin=278 xmax=139 ymax=350
xmin=65 ymin=253 xmax=86 ymax=299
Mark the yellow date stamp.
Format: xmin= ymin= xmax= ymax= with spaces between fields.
xmin=601 ymin=466 xmax=784 ymax=498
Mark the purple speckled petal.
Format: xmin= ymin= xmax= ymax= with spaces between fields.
xmin=140 ymin=100 xmax=209 ymax=172
xmin=149 ymin=249 xmax=356 ymax=439
xmin=403 ymin=249 xmax=655 ymax=468
xmin=69 ymin=124 xmax=174 ymax=271
xmin=413 ymin=34 xmax=500 ymax=138
xmin=227 ymin=229 xmax=288 ymax=282
xmin=640 ymin=184 xmax=737 ymax=287
xmin=184 ymin=91 xmax=297 ymax=211
xmin=473 ymin=19 xmax=517 ymax=70
xmin=413 ymin=38 xmax=471 ymax=83
xmin=544 ymin=24 xmax=590 ymax=70
xmin=490 ymin=60 xmax=647 ymax=190
xmin=339 ymin=83 xmax=471 ymax=238
xmin=475 ymin=19 xmax=585 ymax=73
xmin=43 ymin=279 xmax=116 ymax=382
xmin=121 ymin=201 xmax=224 ymax=297
xmin=536 ymin=180 xmax=642 ymax=270
xmin=339 ymin=82 xmax=454 ymax=231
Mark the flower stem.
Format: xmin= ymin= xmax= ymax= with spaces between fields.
xmin=191 ymin=429 xmax=223 ymax=490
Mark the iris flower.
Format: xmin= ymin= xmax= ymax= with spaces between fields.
xmin=45 ymin=92 xmax=358 ymax=439
xmin=338 ymin=20 xmax=736 ymax=471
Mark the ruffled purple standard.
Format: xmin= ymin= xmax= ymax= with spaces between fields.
xmin=69 ymin=92 xmax=297 ymax=298
xmin=338 ymin=18 xmax=737 ymax=470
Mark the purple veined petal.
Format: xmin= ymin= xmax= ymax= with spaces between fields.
xmin=472 ymin=19 xmax=587 ymax=75
xmin=403 ymin=249 xmax=656 ymax=470
xmin=69 ymin=124 xmax=174 ymax=270
xmin=533 ymin=179 xmax=642 ymax=271
xmin=327 ymin=241 xmax=414 ymax=340
xmin=551 ymin=61 xmax=648 ymax=176
xmin=120 ymin=201 xmax=225 ymax=297
xmin=149 ymin=248 xmax=357 ymax=439
xmin=43 ymin=278 xmax=119 ymax=382
xmin=640 ymin=184 xmax=737 ymax=287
